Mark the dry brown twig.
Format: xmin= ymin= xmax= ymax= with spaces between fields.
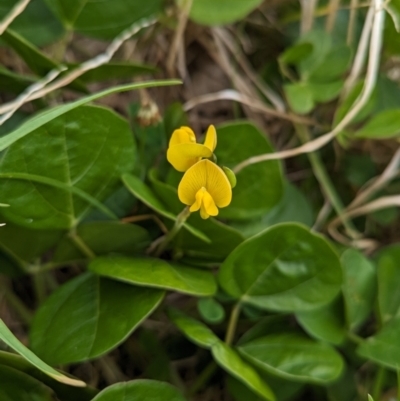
xmin=0 ymin=17 xmax=157 ymax=125
xmin=0 ymin=0 xmax=31 ymax=35
xmin=232 ymin=0 xmax=385 ymax=174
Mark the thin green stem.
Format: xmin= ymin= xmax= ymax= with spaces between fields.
xmin=154 ymin=206 xmax=190 ymax=257
xmin=294 ymin=123 xmax=359 ymax=237
xmin=0 ymin=279 xmax=33 ymax=325
xmin=32 ymin=271 xmax=47 ymax=305
xmin=187 ymin=361 xmax=217 ymax=396
xmin=372 ymin=365 xmax=386 ymax=401
xmin=69 ymin=229 xmax=96 ymax=259
xmin=225 ymin=303 xmax=241 ymax=346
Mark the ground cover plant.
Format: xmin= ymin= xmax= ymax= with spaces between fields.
xmin=0 ymin=0 xmax=400 ymax=400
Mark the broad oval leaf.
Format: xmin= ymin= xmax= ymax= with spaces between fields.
xmin=198 ymin=297 xmax=225 ymax=324
xmin=284 ymin=83 xmax=314 ymax=115
xmin=0 ymin=105 xmax=135 ymax=229
xmin=53 ymin=221 xmax=150 ymax=263
xmin=296 ymin=297 xmax=346 ymax=345
xmin=218 ymin=223 xmax=342 ymax=312
xmin=189 ymin=0 xmax=264 ymax=26
xmin=216 ymin=122 xmax=284 ymax=220
xmin=91 ymin=380 xmax=187 ymax=401
xmin=30 ymin=273 xmax=164 ymax=365
xmin=0 ymin=364 xmax=56 ymax=401
xmin=89 ymin=256 xmax=217 ymax=296
xmin=122 ymin=173 xmax=210 ymax=243
xmin=377 ymin=245 xmax=400 ymax=323
xmin=0 ymin=320 xmax=84 ymax=386
xmin=357 ymin=317 xmax=400 ymax=370
xmin=239 ymin=333 xmax=344 ymax=384
xmin=341 ymin=249 xmax=376 ymax=330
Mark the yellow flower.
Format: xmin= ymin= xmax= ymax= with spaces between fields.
xmin=178 ymin=159 xmax=232 ymax=219
xmin=167 ymin=125 xmax=217 ymax=172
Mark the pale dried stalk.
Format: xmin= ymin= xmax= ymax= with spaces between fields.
xmin=0 ymin=0 xmax=31 ymax=35
xmin=166 ymin=0 xmax=193 ymax=78
xmin=215 ymin=28 xmax=285 ymax=112
xmin=347 ymin=0 xmax=359 ymax=45
xmin=326 ymin=0 xmax=341 ymax=32
xmin=0 ymin=17 xmax=156 ymax=121
xmin=233 ymin=0 xmax=385 ymax=175
xmin=183 ymin=89 xmax=316 ymax=125
xmin=300 ymin=0 xmax=319 ymax=33
xmin=343 ymin=3 xmax=374 ymax=97
xmin=348 ymin=147 xmax=400 ymax=210
xmin=0 ymin=67 xmax=67 ymax=126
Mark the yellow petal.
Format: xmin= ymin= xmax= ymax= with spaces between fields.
xmin=203 ymin=125 xmax=217 ymax=152
xmin=203 ymin=190 xmax=218 ymax=216
xmin=167 ymin=144 xmax=213 ymax=172
xmin=200 ymin=207 xmax=210 ymax=219
xmin=203 ymin=160 xmax=232 ymax=207
xmin=178 ymin=159 xmax=232 ymax=209
xmin=169 ymin=126 xmax=196 ymax=147
xmin=190 ymin=187 xmax=205 ymax=212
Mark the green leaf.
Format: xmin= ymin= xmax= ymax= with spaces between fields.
xmin=189 ymin=0 xmax=264 ymax=26
xmin=239 ymin=333 xmax=344 ymax=384
xmin=0 ymin=66 xmax=36 ymax=93
xmin=168 ymin=308 xmax=220 ymax=348
xmin=0 ymin=350 xmax=97 ymax=401
xmin=91 ymin=380 xmax=187 ymax=401
xmin=354 ymin=109 xmax=400 ymax=139
xmin=308 ymin=80 xmax=343 ymax=103
xmin=298 ymin=30 xmax=332 ymax=80
xmin=77 ymin=62 xmax=157 ymax=83
xmin=57 ymin=0 xmax=163 ymax=39
xmin=377 ymin=245 xmax=400 ymax=323
xmin=216 ymin=122 xmax=284 ymax=220
xmin=218 ymin=223 xmax=343 ymax=312
xmin=30 ymin=273 xmax=164 ymax=365
xmin=296 ymin=297 xmax=346 ymax=345
xmin=212 ymin=342 xmax=275 ymax=401
xmin=2 ymin=29 xmax=62 ymax=75
xmin=357 ymin=317 xmax=400 ymax=370
xmin=0 ymin=221 xmax=63 ymax=268
xmin=0 ymin=365 xmax=56 ymax=401
xmin=0 ymin=319 xmax=85 ymax=386
xmin=309 ymin=45 xmax=352 ymax=82
xmin=284 ymin=82 xmax=314 ymax=114
xmin=0 ymin=105 xmax=134 ymax=229
xmin=230 ymin=182 xmax=314 ymax=238
xmin=198 ymin=297 xmax=225 ymax=324
xmin=121 ymin=173 xmax=210 ymax=243
xmin=53 ymin=221 xmax=150 ymax=263
xmin=341 ymin=249 xmax=376 ymax=330
xmin=89 ymin=256 xmax=217 ymax=296
xmin=279 ymin=43 xmax=313 ymax=65
xmin=0 ymin=80 xmax=181 ymax=152
xmin=0 ymin=0 xmax=64 ymax=46
xmin=168 ymin=309 xmax=275 ymax=401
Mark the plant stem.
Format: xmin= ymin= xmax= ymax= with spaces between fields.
xmin=294 ymin=123 xmax=359 ymax=237
xmin=32 ymin=270 xmax=47 ymax=305
xmin=69 ymin=229 xmax=96 ymax=259
xmin=225 ymin=303 xmax=241 ymax=346
xmin=372 ymin=366 xmax=386 ymax=401
xmin=154 ymin=207 xmax=190 ymax=257
xmin=187 ymin=361 xmax=217 ymax=396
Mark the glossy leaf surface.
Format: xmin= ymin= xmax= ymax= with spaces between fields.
xmin=218 ymin=223 xmax=342 ymax=312
xmin=30 ymin=273 xmax=164 ymax=364
xmin=89 ymin=256 xmax=217 ymax=296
